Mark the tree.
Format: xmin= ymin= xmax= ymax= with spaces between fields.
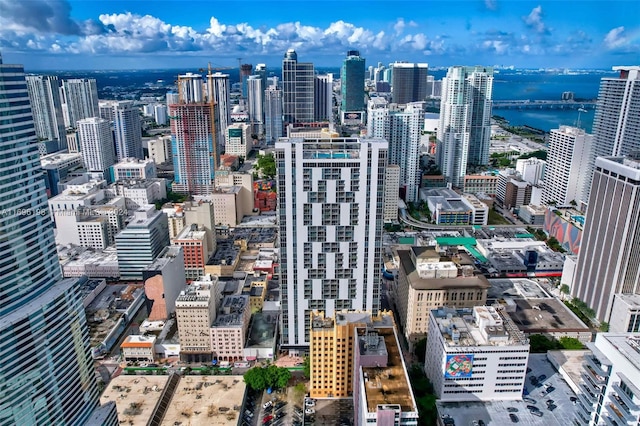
xmin=243 ymin=367 xmax=268 ymax=390
xmin=254 ymin=153 xmax=276 ymax=179
xmin=518 ymin=150 xmax=548 ymax=161
xmin=558 ymin=337 xmax=584 ymax=350
xmin=414 ymin=338 xmax=427 ymax=363
xmin=302 ymin=356 xmax=310 ymax=379
xmin=529 ymin=334 xmax=560 ymax=353
xmin=243 ymin=365 xmax=291 ymax=391
xmin=560 ymin=284 xmax=570 ymax=295
xmin=599 ymin=322 xmax=610 ymax=332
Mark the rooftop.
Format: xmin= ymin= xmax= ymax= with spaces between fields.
xmin=246 ymin=311 xmax=278 ymax=348
xmin=504 ymin=298 xmax=590 ymax=334
xmin=100 ymin=375 xmax=167 ymax=426
xmin=121 ymin=335 xmax=156 ymax=348
xmin=361 ymin=327 xmax=416 ymax=413
xmin=487 ymin=278 xmax=552 ymax=300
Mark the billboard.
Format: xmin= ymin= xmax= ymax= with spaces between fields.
xmin=444 ymin=354 xmax=474 ymax=379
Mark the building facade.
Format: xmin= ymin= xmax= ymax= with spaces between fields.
xmin=571 ymin=155 xmax=640 ymax=322
xmin=282 ymin=49 xmax=314 ymax=124
xmin=226 ymin=123 xmax=252 ymax=158
xmin=341 ymin=50 xmax=366 ymax=113
xmin=276 ymin=137 xmax=387 ymax=352
xmin=112 ymin=100 xmax=143 ymax=160
xmin=77 ymin=117 xmax=117 ymax=174
xmin=25 ymin=74 xmax=66 ymax=151
xmin=384 ymin=165 xmax=400 ymax=223
xmin=391 ymin=62 xmax=428 ymax=104
xmin=142 ymin=246 xmax=187 ymax=321
xmin=436 ymin=66 xmax=493 ymax=187
xmin=314 ymin=74 xmax=333 ymax=122
xmin=264 ymin=86 xmax=283 ymax=144
xmin=60 ymin=78 xmax=99 ymax=128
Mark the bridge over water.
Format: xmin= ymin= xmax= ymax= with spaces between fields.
xmin=493 ymin=99 xmax=596 ymax=110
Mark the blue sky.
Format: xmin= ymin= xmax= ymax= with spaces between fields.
xmin=1 ymin=0 xmax=638 ymax=70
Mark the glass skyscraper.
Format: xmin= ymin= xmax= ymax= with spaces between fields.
xmin=340 ymin=50 xmax=365 ymax=113
xmin=0 ymin=56 xmax=116 ymax=425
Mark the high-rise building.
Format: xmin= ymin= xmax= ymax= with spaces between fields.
xmin=264 ymin=86 xmax=283 ymax=144
xmin=142 ymin=246 xmax=187 ymax=321
xmin=208 ymin=72 xmax=230 ymax=150
xmin=282 ymin=49 xmax=314 ymax=124
xmin=383 ymin=165 xmax=400 ymax=223
xmin=0 ymin=55 xmax=117 ymax=426
xmin=314 ymin=74 xmax=333 ymax=122
xmin=391 ymin=62 xmax=428 ymax=104
xmin=226 ymin=123 xmax=252 ymax=158
xmin=366 ymin=98 xmax=422 ymax=202
xmin=60 ymin=78 xmax=99 ymax=128
xmin=112 ymin=100 xmax=143 ymax=160
xmin=542 ymin=126 xmax=593 ymax=206
xmin=571 ymin=155 xmax=640 ymax=322
xmin=170 ymin=73 xmax=217 ymax=194
xmin=584 ymin=66 xmax=640 ymax=202
xmin=25 ymin=75 xmax=67 ymax=151
xmin=341 ymin=50 xmax=365 ymax=113
xmin=77 ymin=117 xmax=117 ymax=174
xmin=154 ymin=103 xmax=167 ymax=125
xmin=276 ymin=137 xmax=387 ymax=352
xmin=247 ymin=75 xmax=264 ymax=135
xmin=240 ymin=63 xmax=253 ymax=99
xmin=436 ymin=66 xmax=493 ymax=187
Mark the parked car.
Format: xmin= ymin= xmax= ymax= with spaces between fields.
xmin=509 ymin=413 xmax=519 ymax=423
xmin=263 ymin=401 xmax=273 ymax=410
xmin=507 ymin=407 xmax=519 ymax=412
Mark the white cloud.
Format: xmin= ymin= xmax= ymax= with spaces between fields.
xmin=604 ymin=26 xmax=627 ymax=49
xmin=523 ymin=5 xmax=548 ymax=34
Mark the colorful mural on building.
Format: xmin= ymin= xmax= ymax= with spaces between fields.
xmin=543 ymin=209 xmax=582 ymax=255
xmin=444 ymin=354 xmax=474 ymax=378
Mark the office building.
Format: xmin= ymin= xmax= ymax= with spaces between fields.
xmin=77 ymin=117 xmax=117 ymax=174
xmin=112 ymin=158 xmax=157 ymax=180
xmin=208 ymin=72 xmax=231 ymax=150
xmin=115 ymin=206 xmax=170 ymax=280
xmin=543 ymin=125 xmax=593 ymax=206
xmin=0 ymin=55 xmax=117 ymax=426
xmin=496 ymin=169 xmax=532 ymax=210
xmin=25 ymin=74 xmax=66 ymax=151
xmin=395 ymin=247 xmax=490 ymax=345
xmin=315 ymin=73 xmax=333 ymax=122
xmin=148 ymin=135 xmax=172 ymax=165
xmin=170 ymin=73 xmax=217 ymax=195
xmin=585 ymin=66 xmax=640 ymax=202
xmin=574 ymin=333 xmax=640 ymax=425
xmin=391 ymin=62 xmax=428 ymax=104
xmin=40 ymin=151 xmax=84 ymax=197
xmin=276 ymin=137 xmax=387 ymax=352
xmin=211 ymin=295 xmax=251 ymax=362
xmin=264 ymin=85 xmax=283 ymax=144
xmin=282 ymin=49 xmax=314 ymax=124
xmin=112 ymin=100 xmax=143 ymax=160
xmin=436 ymin=66 xmax=494 ymax=187
xmin=175 ymin=274 xmax=220 ymax=362
xmin=384 ymin=165 xmax=400 ymax=223
xmin=226 ymin=123 xmax=252 ymax=158
xmin=515 ymin=158 xmax=545 ymax=186
xmin=98 ymin=100 xmax=115 ymax=122
xmin=247 ymin=75 xmax=263 ymax=135
xmin=571 ymin=155 xmax=640 ymax=322
xmin=172 ymin=224 xmax=209 ymax=281
xmin=142 ymin=245 xmax=187 ymax=321
xmin=60 ymin=78 xmax=99 ymax=128
xmin=424 ymin=306 xmax=530 ymax=402
xmin=341 ymin=50 xmax=366 ymax=113
xmin=240 ymin=63 xmax=253 ymax=98
xmin=367 ymin=99 xmax=422 ymax=202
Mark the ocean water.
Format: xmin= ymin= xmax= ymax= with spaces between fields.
xmin=44 ymin=67 xmax=613 ymax=133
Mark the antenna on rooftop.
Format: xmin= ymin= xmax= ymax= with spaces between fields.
xmin=575 ymin=107 xmax=588 ymax=129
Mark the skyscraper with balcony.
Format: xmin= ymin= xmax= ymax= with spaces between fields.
xmin=542 ymin=126 xmax=592 ymax=206
xmin=60 ymin=78 xmax=99 ymax=128
xmin=276 ymin=137 xmax=387 ymax=352
xmin=436 ymin=66 xmax=493 ymax=187
xmin=314 ymin=74 xmax=333 ymax=122
xmin=282 ymin=49 xmax=314 ymax=124
xmin=571 ymin=155 xmax=640 ymax=322
xmin=208 ymin=72 xmax=231 ymax=150
xmin=264 ymin=86 xmax=283 ymax=144
xmin=341 ymin=50 xmax=365 ymax=113
xmin=0 ymin=55 xmax=117 ymax=426
xmin=247 ymin=75 xmax=264 ymax=135
xmin=170 ymin=73 xmax=217 ymax=194
xmin=584 ymin=66 xmax=640 ymax=203
xmin=367 ymin=98 xmax=422 ymax=202
xmin=391 ymin=62 xmax=428 ymax=104
xmin=25 ymin=75 xmax=67 ymax=151
xmin=112 ymin=100 xmax=143 ymax=160
xmin=77 ymin=116 xmax=117 ymax=174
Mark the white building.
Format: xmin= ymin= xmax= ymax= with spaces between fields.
xmin=112 ymin=100 xmax=143 ymax=160
xmin=77 ymin=117 xmax=116 ymax=174
xmin=207 ymin=72 xmax=231 ymax=149
xmin=610 ymin=294 xmax=640 ymax=333
xmin=366 ymin=99 xmax=422 ymax=202
xmin=148 ymin=135 xmax=172 ymax=165
xmin=247 ymin=75 xmax=263 ymax=135
xmin=276 ymin=137 xmax=387 ymax=352
xmin=574 ymin=333 xmax=640 ymax=425
xmin=515 ymin=158 xmax=545 ymax=186
xmin=154 ymin=103 xmax=167 ymax=125
xmin=25 ymin=74 xmax=66 ymax=151
xmin=436 ymin=66 xmax=493 ymax=187
xmin=315 ymin=73 xmax=333 ymax=122
xmin=109 ymin=179 xmax=167 ymax=211
xmin=424 ymin=306 xmax=530 ymax=402
xmin=384 ymin=165 xmax=400 ymax=223
xmin=142 ymin=246 xmax=187 ymax=321
xmin=112 ymin=158 xmax=157 ymax=180
xmin=225 ymin=123 xmax=252 ymax=158
xmin=120 ymin=335 xmax=157 ymax=362
xmin=60 ymin=78 xmax=99 ymax=128
xmin=542 ymin=125 xmax=592 ymax=207
xmin=264 ymin=86 xmax=283 ymax=144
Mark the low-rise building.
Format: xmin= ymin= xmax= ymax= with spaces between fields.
xmin=395 ymin=247 xmax=490 ymax=345
xmin=172 ymin=224 xmax=209 ymax=281
xmin=120 ymin=335 xmax=156 ymax=362
xmin=142 ymin=246 xmax=186 ymax=321
xmin=112 ymin=158 xmax=157 ymax=180
xmin=421 ymin=188 xmax=488 ymax=226
xmin=424 ymin=306 xmax=530 ymax=402
xmin=211 ymin=295 xmax=250 ymax=362
xmin=59 ymin=245 xmax=120 ymax=279
xmin=108 ymin=179 xmax=167 ymax=211
xmin=518 ymin=204 xmax=547 ymax=225
xmin=464 ymin=174 xmax=499 ymax=196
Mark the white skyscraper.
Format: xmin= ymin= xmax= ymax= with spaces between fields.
xmin=25 ymin=75 xmax=67 ymax=151
xmin=247 ymin=75 xmax=264 ymax=135
xmin=0 ymin=54 xmax=117 ymax=426
xmin=367 ymin=98 xmax=422 ymax=202
xmin=154 ymin=103 xmax=167 ymax=125
xmin=584 ymin=66 xmax=640 ymax=203
xmin=571 ymin=155 xmax=640 ymax=322
xmin=542 ymin=126 xmax=593 ymax=206
xmin=60 ymin=78 xmax=99 ymax=128
xmin=77 ymin=117 xmax=116 ymax=173
xmin=112 ymin=100 xmax=143 ymax=160
xmin=265 ymin=86 xmax=283 ymax=144
xmin=276 ymin=137 xmax=387 ymax=351
xmin=208 ymin=72 xmax=230 ymax=150
xmin=436 ymin=66 xmax=493 ymax=188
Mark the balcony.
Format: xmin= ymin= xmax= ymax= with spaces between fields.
xmin=580 ymin=382 xmax=598 ymax=403
xmin=605 ymin=402 xmax=626 ymax=423
xmin=585 ymin=364 xmax=607 ymax=385
xmin=585 ymin=354 xmax=608 ymax=377
xmin=601 ymin=413 xmax=621 ymax=426
xmin=609 ymin=394 xmax=637 ymax=421
xmin=582 ymin=373 xmax=603 ymax=396
xmin=576 ymin=400 xmax=593 ymax=421
xmin=575 ymin=405 xmax=592 ymax=425
xmin=612 ymin=383 xmax=640 ymax=411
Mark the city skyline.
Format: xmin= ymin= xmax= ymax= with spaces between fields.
xmin=0 ymin=0 xmax=638 ymax=70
